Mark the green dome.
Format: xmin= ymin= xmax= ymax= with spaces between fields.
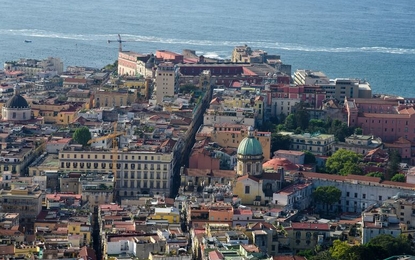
xmin=237 ymin=135 xmax=263 ymax=156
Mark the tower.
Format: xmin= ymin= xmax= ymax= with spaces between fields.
xmin=236 ymin=126 xmax=264 ymax=176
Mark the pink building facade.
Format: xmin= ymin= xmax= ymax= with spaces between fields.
xmin=346 ymin=98 xmax=415 ymax=162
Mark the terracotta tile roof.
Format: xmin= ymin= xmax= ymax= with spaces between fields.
xmin=0 ymin=245 xmax=14 ymax=255
xmin=241 ymin=244 xmax=260 ymax=253
xmin=289 ymin=222 xmax=330 ymax=231
xmin=263 ymin=157 xmax=299 ymax=171
xmin=249 ymin=222 xmax=276 ymax=230
xmin=381 ymin=181 xmax=415 ymax=189
xmin=237 ymin=175 xmax=260 ymax=183
xmin=208 ymin=250 xmax=224 ymax=260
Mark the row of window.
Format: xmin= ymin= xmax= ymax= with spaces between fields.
xmin=61 ymin=162 xmax=168 ymax=171
xmin=346 ymin=191 xmax=383 ymax=201
xmin=122 ymin=180 xmax=168 ymax=189
xmin=118 ymin=171 xmax=168 ymax=180
xmin=61 ymin=153 xmax=162 ymax=161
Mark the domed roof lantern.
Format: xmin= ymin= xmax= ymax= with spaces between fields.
xmin=237 ymin=126 xmax=263 ymax=156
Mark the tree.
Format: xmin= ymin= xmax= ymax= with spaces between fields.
xmin=339 ymin=161 xmax=363 ymax=176
xmin=330 ymin=240 xmax=351 ymax=260
xmin=284 ymin=114 xmax=297 ymax=130
xmin=354 ymin=127 xmax=363 ymax=135
xmin=312 ymin=186 xmax=342 ymax=215
xmin=303 ymin=150 xmax=316 ymax=164
xmin=326 ymin=149 xmax=363 ymax=175
xmin=366 ymin=172 xmax=384 ymax=180
xmin=391 ymin=173 xmax=406 ymax=182
xmin=386 ymin=149 xmax=401 ymax=180
xmin=367 ymin=234 xmax=412 ymax=257
xmin=271 ymin=133 xmax=291 ymax=153
xmin=73 ymin=127 xmax=92 ymax=146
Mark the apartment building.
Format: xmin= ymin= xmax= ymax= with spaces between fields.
xmin=0 ymin=146 xmax=37 ymax=175
xmin=0 ymin=184 xmax=43 ymax=225
xmin=280 ymin=131 xmax=335 ymax=156
xmin=333 ymin=134 xmax=383 ymax=155
xmin=118 ymin=51 xmax=154 ymax=77
xmin=155 ymin=62 xmax=176 ymax=104
xmin=267 ymin=84 xmax=326 ymax=117
xmin=346 ymin=97 xmax=415 ymax=143
xmin=59 ymin=148 xmax=174 ymax=198
xmin=94 ymin=88 xmax=135 ymax=108
xmin=293 ymin=70 xmax=330 ymax=86
xmin=4 ymin=57 xmax=63 ymax=76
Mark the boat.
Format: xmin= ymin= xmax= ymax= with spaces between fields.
xmin=24 ymin=40 xmax=32 ymax=43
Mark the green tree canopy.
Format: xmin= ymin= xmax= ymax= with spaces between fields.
xmin=367 ymin=234 xmax=412 ymax=256
xmin=312 ymin=186 xmax=342 ymax=214
xmin=303 ymin=150 xmax=316 ymax=164
xmin=391 ymin=173 xmax=406 ymax=182
xmin=271 ymin=133 xmax=291 ymax=153
xmin=329 ymin=240 xmax=351 ymax=260
xmin=386 ymin=149 xmax=402 ymax=180
xmin=365 ymin=172 xmax=384 ymax=180
xmin=326 ymin=149 xmax=363 ymax=175
xmin=354 ymin=127 xmax=363 ymax=135
xmin=73 ymin=126 xmax=92 ymax=146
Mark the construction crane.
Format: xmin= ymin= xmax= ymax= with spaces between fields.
xmin=107 ymin=34 xmax=137 ymax=52
xmin=87 ymin=122 xmax=125 ymax=202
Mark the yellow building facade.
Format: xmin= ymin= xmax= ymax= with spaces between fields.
xmin=68 ymin=222 xmax=92 ymax=246
xmin=147 ymin=207 xmax=180 ymax=224
xmin=31 ymin=102 xmax=84 ymax=125
xmin=122 ymin=78 xmax=151 ymax=99
xmin=59 ymin=149 xmax=174 ymax=197
xmin=210 ymin=125 xmax=271 ymax=160
xmin=94 ymin=89 xmax=136 ymax=107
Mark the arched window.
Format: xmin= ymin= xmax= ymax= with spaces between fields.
xmin=247 ymin=164 xmax=251 ymax=173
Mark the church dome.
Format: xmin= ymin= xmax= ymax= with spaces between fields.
xmin=5 ymin=94 xmax=29 ymax=109
xmin=237 ymin=126 xmax=263 ymax=156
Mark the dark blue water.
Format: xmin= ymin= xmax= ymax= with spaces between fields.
xmin=1 ymin=0 xmax=414 ymax=96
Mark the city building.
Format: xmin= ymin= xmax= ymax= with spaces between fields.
xmin=0 ymin=184 xmax=43 ymax=225
xmin=293 ymin=70 xmax=330 ymax=86
xmin=196 ymin=124 xmax=271 ymax=160
xmin=4 ymin=57 xmax=63 ymax=76
xmin=333 ymin=134 xmax=383 ymax=155
xmin=59 ymin=145 xmax=175 ymax=198
xmin=233 ymin=127 xmax=284 ymax=205
xmin=346 ymin=97 xmax=415 ymax=143
xmin=280 ymin=131 xmax=335 ymax=156
xmin=94 ymin=88 xmax=135 ymax=108
xmin=155 ymin=62 xmax=176 ymax=104
xmin=1 ymin=84 xmax=31 ymax=122
xmin=117 ymin=51 xmax=154 ymax=77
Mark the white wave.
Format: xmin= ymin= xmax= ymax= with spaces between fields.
xmin=1 ymin=29 xmax=414 ymax=55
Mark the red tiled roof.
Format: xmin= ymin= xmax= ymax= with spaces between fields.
xmin=289 ymin=222 xmax=330 ymax=231
xmin=208 ymin=250 xmax=224 ymax=260
xmin=237 ymin=175 xmax=260 ymax=183
xmin=263 ymin=157 xmax=299 ymax=171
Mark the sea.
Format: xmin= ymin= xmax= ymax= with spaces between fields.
xmin=0 ymin=0 xmax=414 ymax=96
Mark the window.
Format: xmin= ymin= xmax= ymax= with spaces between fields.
xmin=363 ymin=194 xmax=366 ymax=199
xmin=245 ymin=185 xmax=250 ymax=194
xmin=354 ymin=193 xmax=357 ymax=198
xmin=346 ymin=192 xmax=350 ymax=197
xmin=379 ymin=196 xmax=383 ymax=201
